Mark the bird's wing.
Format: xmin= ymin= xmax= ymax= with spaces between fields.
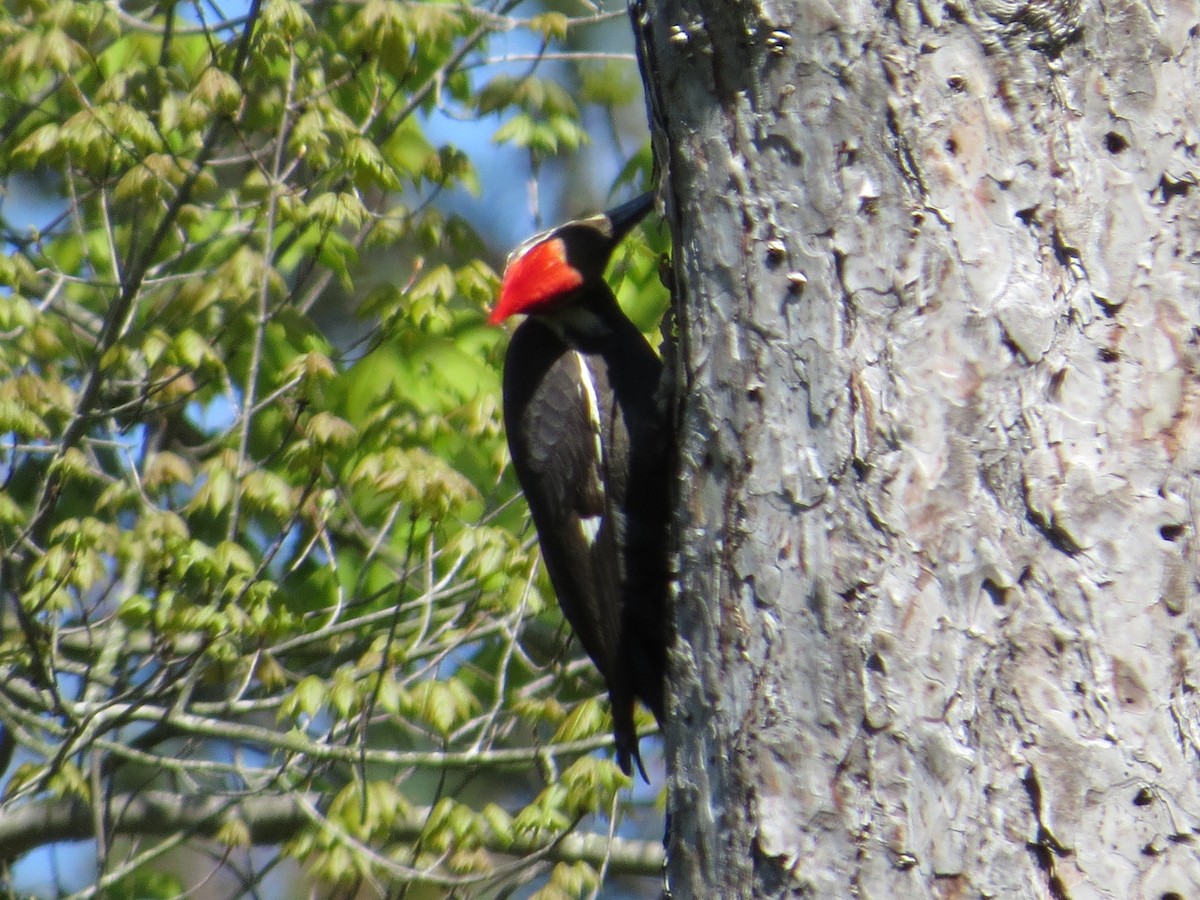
xmin=502 ymin=324 xmax=625 ymax=676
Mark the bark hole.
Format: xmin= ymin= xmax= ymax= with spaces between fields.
xmin=1159 ymin=174 xmax=1191 ymax=202
xmin=1103 ymin=131 xmax=1129 ymax=154
xmin=1160 ymin=524 xmax=1185 ymax=542
xmin=981 ymin=578 xmax=1008 ymax=606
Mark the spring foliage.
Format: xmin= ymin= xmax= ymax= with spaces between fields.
xmin=0 ymin=0 xmax=666 ymax=895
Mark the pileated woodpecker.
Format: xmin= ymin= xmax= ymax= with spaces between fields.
xmin=491 ymin=193 xmax=668 ymax=780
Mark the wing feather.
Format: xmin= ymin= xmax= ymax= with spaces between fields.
xmin=503 ymin=322 xmax=623 ymax=675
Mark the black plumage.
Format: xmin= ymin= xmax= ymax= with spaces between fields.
xmin=494 ymin=194 xmax=668 ymax=778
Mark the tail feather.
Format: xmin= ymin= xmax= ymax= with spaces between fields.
xmin=612 ymin=696 xmax=650 ymax=783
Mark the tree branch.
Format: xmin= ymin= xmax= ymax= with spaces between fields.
xmin=0 ymin=791 xmax=665 ymax=877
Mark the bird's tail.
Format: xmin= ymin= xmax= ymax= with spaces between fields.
xmin=612 ymin=697 xmax=649 ymax=783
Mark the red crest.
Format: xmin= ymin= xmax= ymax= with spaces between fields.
xmin=489 ymin=238 xmax=584 ymax=324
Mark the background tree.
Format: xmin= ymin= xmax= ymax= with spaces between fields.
xmin=0 ymin=0 xmax=668 ymax=896
xmin=638 ymin=0 xmax=1200 ymax=896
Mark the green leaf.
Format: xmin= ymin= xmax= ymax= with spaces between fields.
xmin=550 ymin=697 xmax=607 ymax=745
xmin=481 ymin=803 xmax=515 ymax=845
xmin=12 ymin=123 xmax=62 ymax=167
xmin=261 ymin=0 xmax=316 ymax=40
xmin=189 ymin=66 xmax=243 ymax=116
xmin=493 ymin=113 xmax=535 ymax=148
xmin=477 ymin=75 xmax=520 ymax=115
xmin=190 ymin=461 xmax=235 ymax=516
xmin=49 ymin=447 xmax=99 ymax=483
xmin=304 ymin=411 xmax=356 ymax=448
xmin=528 ymin=12 xmax=569 ymax=41
xmin=344 ymin=134 xmax=401 ymax=190
xmin=215 ymin=817 xmax=251 ymax=848
xmin=344 ymin=0 xmax=410 ymax=72
xmin=284 ymin=675 xmax=328 ymax=720
xmin=308 ymin=191 xmax=369 ymax=229
xmin=0 ymin=400 xmax=50 ymax=439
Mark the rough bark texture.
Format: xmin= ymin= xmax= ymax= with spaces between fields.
xmin=635 ymin=0 xmax=1200 ymax=896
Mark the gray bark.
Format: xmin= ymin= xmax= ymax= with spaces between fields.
xmin=636 ymin=0 xmax=1200 ymax=896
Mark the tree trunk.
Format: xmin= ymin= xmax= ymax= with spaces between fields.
xmin=635 ymin=0 xmax=1200 ymax=895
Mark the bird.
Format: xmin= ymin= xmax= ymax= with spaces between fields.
xmin=490 ymin=192 xmax=668 ymax=780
